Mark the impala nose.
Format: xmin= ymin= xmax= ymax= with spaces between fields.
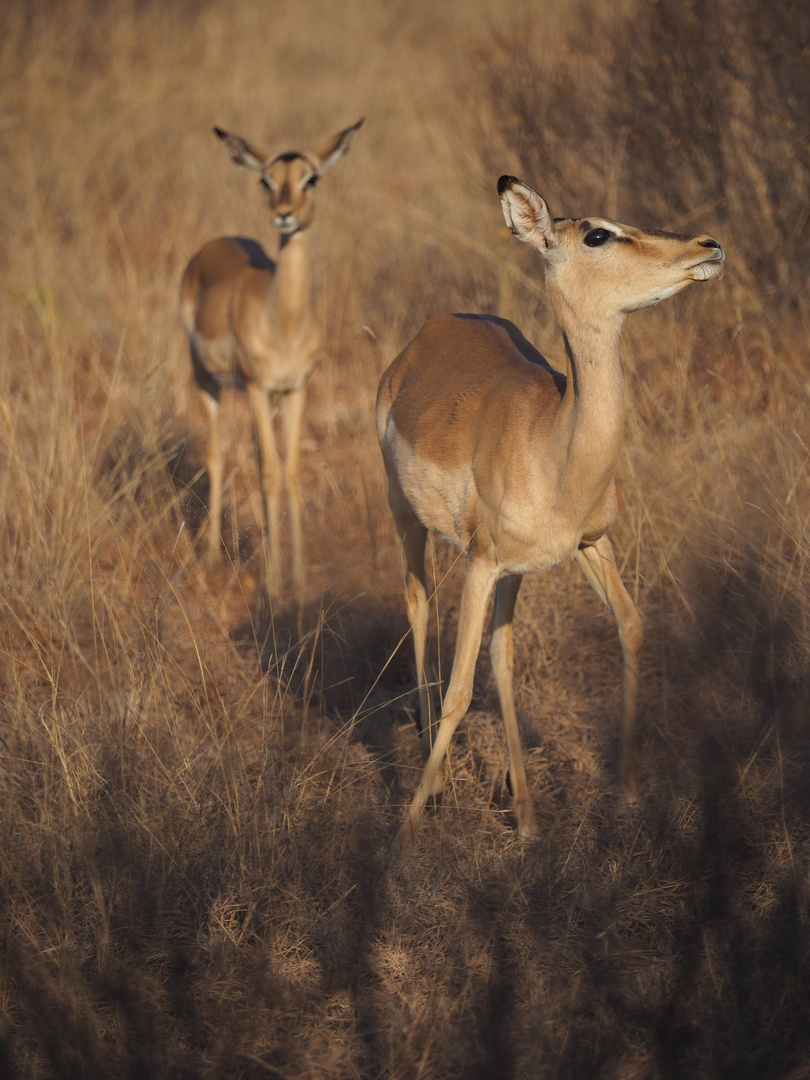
xmin=698 ymin=237 xmax=724 ymax=261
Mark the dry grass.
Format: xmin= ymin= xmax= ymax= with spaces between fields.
xmin=1 ymin=0 xmax=809 ymax=1076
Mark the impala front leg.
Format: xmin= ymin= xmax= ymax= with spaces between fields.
xmin=576 ymin=536 xmax=643 ymax=803
xmin=395 ymin=555 xmax=497 ymax=852
xmin=282 ymin=384 xmax=308 ymax=594
xmin=247 ymin=382 xmax=283 ymax=595
xmin=490 ymin=573 xmax=539 ymax=839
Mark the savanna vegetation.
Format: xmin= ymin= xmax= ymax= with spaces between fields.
xmin=1 ymin=0 xmax=809 ymax=1076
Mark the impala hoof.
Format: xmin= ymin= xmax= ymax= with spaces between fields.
xmin=517 ymin=820 xmax=541 ymax=842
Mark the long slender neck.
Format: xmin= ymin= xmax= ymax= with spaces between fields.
xmin=274 ymin=230 xmax=311 ymax=337
xmin=550 ymin=282 xmax=628 ymax=495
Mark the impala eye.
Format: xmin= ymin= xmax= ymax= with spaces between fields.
xmin=584 ymin=228 xmax=612 ymax=247
xmin=305 ymin=174 xmax=319 ymax=189
xmin=260 ymin=177 xmax=273 ymax=192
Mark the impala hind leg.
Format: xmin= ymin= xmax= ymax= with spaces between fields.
xmin=281 ymin=385 xmax=307 ymax=594
xmin=576 ymin=535 xmax=644 ymax=802
xmin=395 ymin=555 xmax=498 ymax=851
xmin=246 ymin=382 xmax=283 ymax=594
xmin=490 ymin=573 xmax=539 ymax=839
xmin=388 ymin=484 xmax=433 ymax=760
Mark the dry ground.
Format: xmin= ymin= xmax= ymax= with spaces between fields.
xmin=1 ymin=0 xmax=809 ymax=1076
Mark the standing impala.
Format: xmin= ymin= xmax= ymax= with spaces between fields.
xmin=377 ymin=175 xmax=724 ymax=849
xmin=181 ymin=119 xmax=363 ymax=594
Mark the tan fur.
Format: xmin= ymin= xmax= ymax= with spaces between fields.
xmin=180 ymin=119 xmax=363 ymax=594
xmin=377 ymin=176 xmax=724 ymax=850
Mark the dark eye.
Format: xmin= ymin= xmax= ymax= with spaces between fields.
xmin=305 ymin=174 xmax=319 ymax=189
xmin=584 ymin=228 xmax=612 ymax=247
xmin=260 ymin=177 xmax=272 ymax=191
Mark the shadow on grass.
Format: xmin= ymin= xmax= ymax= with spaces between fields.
xmin=3 ymin=567 xmax=810 ymax=1078
xmin=165 ymin=436 xmax=264 ymax=565
xmin=232 ymin=589 xmax=419 ymax=801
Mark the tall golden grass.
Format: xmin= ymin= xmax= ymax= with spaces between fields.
xmin=1 ymin=0 xmax=809 ymax=1075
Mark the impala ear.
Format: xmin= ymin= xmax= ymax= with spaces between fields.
xmin=498 ymin=175 xmax=558 ymax=252
xmin=213 ymin=127 xmax=267 ymax=173
xmin=316 ymin=118 xmax=364 ymax=173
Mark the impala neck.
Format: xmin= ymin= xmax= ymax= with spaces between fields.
xmin=275 ymin=230 xmax=312 ymax=336
xmin=551 ymin=285 xmax=628 ymax=494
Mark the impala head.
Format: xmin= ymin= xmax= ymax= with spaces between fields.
xmin=498 ymin=175 xmax=724 ymax=320
xmin=214 ymin=118 xmax=364 ymax=236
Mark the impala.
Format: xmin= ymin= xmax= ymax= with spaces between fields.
xmin=181 ymin=118 xmax=363 ymax=593
xmin=377 ymin=175 xmax=724 ymax=849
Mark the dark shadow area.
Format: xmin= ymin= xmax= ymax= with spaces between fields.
xmin=646 ymin=738 xmax=809 ymax=1079
xmin=3 ymin=537 xmax=809 ymax=1079
xmin=0 ymin=696 xmax=396 ymax=1078
xmin=164 ymin=437 xmax=263 ymax=564
xmin=233 ymin=590 xmax=420 ymax=801
xmin=164 ymin=435 xmax=208 ymax=539
xmin=688 ymin=549 xmax=810 ymax=825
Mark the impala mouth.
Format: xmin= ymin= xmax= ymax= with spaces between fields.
xmin=691 ymin=246 xmax=725 ymax=280
xmin=274 ymin=217 xmax=300 ymax=235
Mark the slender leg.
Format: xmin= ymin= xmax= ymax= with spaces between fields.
xmin=387 ymin=475 xmax=432 ymax=759
xmin=195 ymin=376 xmax=223 ymax=563
xmin=402 ymin=523 xmax=432 ymax=754
xmin=490 ymin=573 xmax=538 ymax=839
xmin=246 ymin=381 xmax=283 ymax=594
xmin=281 ymin=385 xmax=308 ymax=594
xmin=575 ymin=535 xmax=644 ymax=802
xmin=395 ymin=554 xmax=498 ymax=852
